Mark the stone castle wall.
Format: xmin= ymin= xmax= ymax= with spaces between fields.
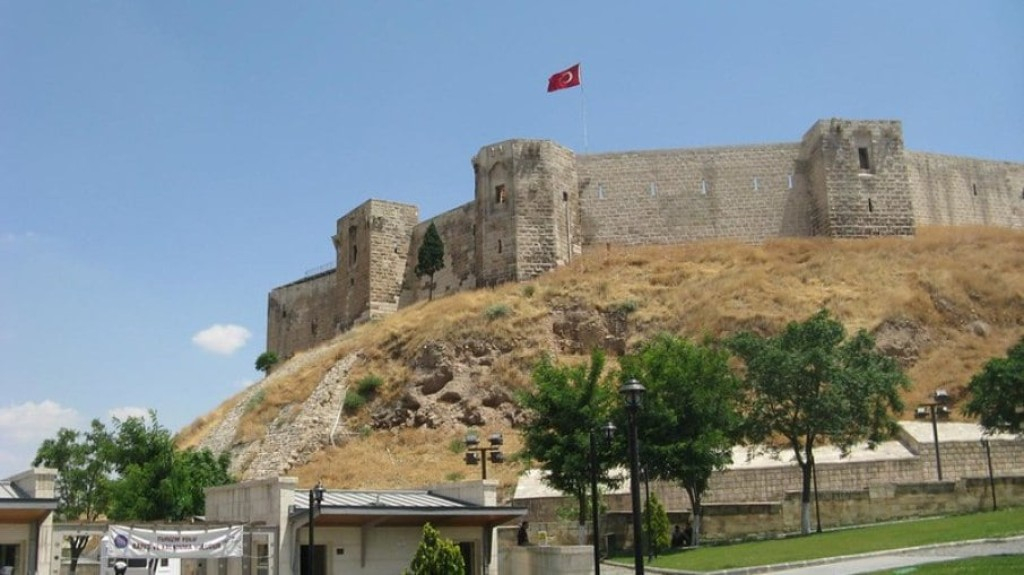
xmin=266 ymin=118 xmax=1024 ymax=358
xmin=267 ymin=270 xmax=338 ymax=359
xmin=907 ymin=151 xmax=1024 ymax=228
xmin=399 ymin=201 xmax=477 ymax=305
xmin=578 ymin=143 xmax=813 ymax=245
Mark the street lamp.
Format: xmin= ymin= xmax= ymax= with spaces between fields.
xmin=980 ymin=437 xmax=997 ymax=511
xmin=307 ymin=480 xmax=325 ymax=575
xmin=620 ymin=378 xmax=646 ymax=575
xmin=464 ymin=432 xmax=504 ymax=479
xmin=590 ymin=421 xmax=616 ymax=575
xmin=916 ymin=390 xmax=951 ymax=481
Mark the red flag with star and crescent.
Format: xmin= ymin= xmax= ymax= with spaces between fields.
xmin=547 ymin=63 xmax=581 ymax=92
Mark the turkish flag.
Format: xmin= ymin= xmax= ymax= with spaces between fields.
xmin=547 ymin=63 xmax=581 ymax=92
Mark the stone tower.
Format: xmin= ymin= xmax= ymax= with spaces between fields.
xmin=332 ymin=199 xmax=418 ymax=329
xmin=471 ymin=140 xmax=581 ymax=286
xmin=800 ymin=119 xmax=915 ymax=237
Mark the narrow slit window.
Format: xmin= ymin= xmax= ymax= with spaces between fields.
xmin=495 ymin=184 xmax=507 ymax=204
xmin=753 ymin=177 xmax=759 ymax=191
xmin=497 ymin=239 xmax=503 ymax=253
xmin=788 ymin=174 xmax=794 ymax=189
xmin=868 ymin=198 xmax=874 ymax=213
xmin=598 ymin=184 xmax=605 ymax=199
xmin=701 ymin=179 xmax=708 ymax=195
xmin=562 ymin=191 xmax=568 ymax=202
xmin=649 ymin=182 xmax=657 ymax=197
xmin=972 ymin=183 xmax=977 ymax=196
xmin=858 ymin=147 xmax=871 ymax=170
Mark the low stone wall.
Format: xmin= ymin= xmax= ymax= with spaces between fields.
xmin=523 ymin=475 xmax=1024 ymax=550
xmin=498 ymin=545 xmax=594 ymax=575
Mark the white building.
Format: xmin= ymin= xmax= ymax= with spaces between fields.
xmin=203 ymin=477 xmax=525 ymax=575
xmin=1 ymin=469 xmax=58 ymax=575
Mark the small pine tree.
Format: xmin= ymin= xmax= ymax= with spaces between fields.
xmin=644 ymin=493 xmax=671 ymax=559
xmin=403 ymin=523 xmax=465 ymax=575
xmin=415 ymin=222 xmax=445 ymax=301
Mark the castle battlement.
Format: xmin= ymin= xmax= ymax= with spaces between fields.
xmin=267 ymin=118 xmax=1024 ymax=358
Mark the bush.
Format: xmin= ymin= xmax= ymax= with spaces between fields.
xmin=343 ymin=392 xmax=366 ymax=413
xmin=522 ymin=284 xmax=536 ymax=298
xmin=243 ymin=389 xmax=266 ymax=413
xmin=403 ymin=523 xmax=465 ymax=575
xmin=484 ymin=303 xmax=510 ymax=320
xmin=356 ymin=374 xmax=383 ymax=397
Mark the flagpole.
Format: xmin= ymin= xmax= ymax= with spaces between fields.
xmin=579 ymin=68 xmax=589 ymax=153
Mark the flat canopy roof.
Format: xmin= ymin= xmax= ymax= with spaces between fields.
xmin=290 ymin=489 xmax=526 ymax=528
xmin=0 ymin=481 xmax=57 ymax=523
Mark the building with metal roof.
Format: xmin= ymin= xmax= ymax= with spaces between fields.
xmin=1 ymin=469 xmax=58 ymax=575
xmin=204 ymin=476 xmax=525 ymax=575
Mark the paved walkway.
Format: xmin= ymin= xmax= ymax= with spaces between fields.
xmin=601 ymin=536 xmax=1024 ymax=575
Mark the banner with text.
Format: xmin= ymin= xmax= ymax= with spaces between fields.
xmin=103 ymin=525 xmax=244 ymax=559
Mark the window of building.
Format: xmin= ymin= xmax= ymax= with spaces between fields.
xmin=497 ymin=239 xmax=503 ymax=253
xmin=788 ymin=174 xmax=794 ymax=189
xmin=701 ymin=179 xmax=708 ymax=195
xmin=495 ymin=184 xmax=507 ymax=204
xmin=868 ymin=198 xmax=874 ymax=213
xmin=562 ymin=191 xmax=568 ymax=202
xmin=753 ymin=177 xmax=759 ymax=191
xmin=649 ymin=182 xmax=657 ymax=197
xmin=858 ymin=147 xmax=871 ymax=171
xmin=597 ymin=184 xmax=605 ymax=199
xmin=972 ymin=183 xmax=977 ymax=196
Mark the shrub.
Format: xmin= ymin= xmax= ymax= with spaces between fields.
xmin=243 ymin=389 xmax=266 ymax=413
xmin=356 ymin=374 xmax=383 ymax=397
xmin=343 ymin=392 xmax=367 ymax=414
xmin=484 ymin=303 xmax=510 ymax=320
xmin=522 ymin=284 xmax=536 ymax=298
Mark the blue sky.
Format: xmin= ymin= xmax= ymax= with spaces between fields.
xmin=1 ymin=1 xmax=1022 ymax=477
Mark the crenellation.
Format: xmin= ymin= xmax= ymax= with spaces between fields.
xmin=266 ymin=118 xmax=1023 ymax=358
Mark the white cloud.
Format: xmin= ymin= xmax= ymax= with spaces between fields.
xmin=0 ymin=400 xmax=82 ymax=478
xmin=192 ymin=324 xmax=251 ymax=355
xmin=107 ymin=406 xmax=150 ymax=422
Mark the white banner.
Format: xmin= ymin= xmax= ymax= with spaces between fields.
xmin=103 ymin=525 xmax=244 ymax=559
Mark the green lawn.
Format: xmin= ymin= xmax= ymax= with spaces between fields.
xmin=609 ymin=508 xmax=1024 ymax=572
xmin=868 ymin=555 xmax=1024 ymax=574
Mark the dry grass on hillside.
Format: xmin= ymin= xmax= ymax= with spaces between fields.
xmin=176 ymin=227 xmax=1024 ymax=490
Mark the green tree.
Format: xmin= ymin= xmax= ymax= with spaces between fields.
xmin=414 ymin=222 xmax=445 ymax=300
xmin=32 ymin=420 xmax=112 ymax=574
xmin=643 ymin=492 xmax=671 ymax=559
xmin=964 ymin=337 xmax=1024 ymax=435
xmin=403 ymin=523 xmax=465 ymax=575
xmin=518 ymin=350 xmax=618 ymax=544
xmin=35 ymin=411 xmax=233 ymax=530
xmin=255 ymin=351 xmax=279 ymax=374
xmin=619 ymin=333 xmax=743 ymax=546
xmin=728 ymin=309 xmax=909 ymax=534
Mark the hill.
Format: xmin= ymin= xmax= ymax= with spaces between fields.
xmin=177 ymin=227 xmax=1024 ymax=496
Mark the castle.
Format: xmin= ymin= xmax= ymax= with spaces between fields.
xmin=267 ymin=118 xmax=1024 ymax=358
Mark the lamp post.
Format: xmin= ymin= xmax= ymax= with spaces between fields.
xmin=981 ymin=438 xmax=997 ymax=511
xmin=307 ymin=480 xmax=325 ymax=575
xmin=590 ymin=422 xmax=616 ymax=575
xmin=620 ymin=378 xmax=646 ymax=575
xmin=464 ymin=432 xmax=504 ymax=479
xmin=917 ymin=390 xmax=951 ymax=481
